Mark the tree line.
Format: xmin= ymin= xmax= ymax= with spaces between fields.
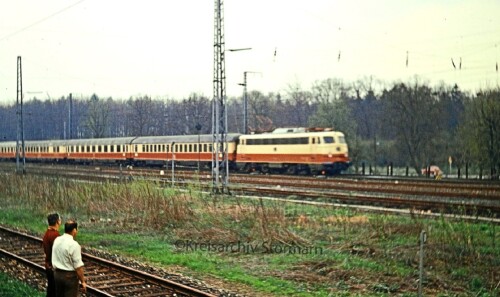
xmin=0 ymin=77 xmax=498 ymax=178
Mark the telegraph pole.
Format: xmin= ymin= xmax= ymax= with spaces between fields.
xmin=212 ymin=0 xmax=228 ymax=193
xmin=16 ymin=56 xmax=26 ymax=174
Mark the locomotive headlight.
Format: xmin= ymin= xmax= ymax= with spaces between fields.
xmin=328 ymin=154 xmax=332 ymax=158
xmin=336 ymin=147 xmax=341 ymax=151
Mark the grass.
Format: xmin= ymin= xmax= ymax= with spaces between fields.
xmin=0 ymin=173 xmax=499 ymax=296
xmin=0 ymin=272 xmax=44 ymax=297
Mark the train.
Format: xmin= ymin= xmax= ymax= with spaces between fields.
xmin=0 ymin=127 xmax=350 ymax=175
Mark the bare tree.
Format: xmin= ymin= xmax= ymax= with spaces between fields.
xmin=461 ymin=89 xmax=500 ymax=178
xmin=247 ymin=90 xmax=275 ymax=132
xmin=380 ymin=80 xmax=442 ymax=174
xmin=311 ymin=78 xmax=352 ymax=104
xmin=127 ymin=96 xmax=157 ymax=136
xmin=85 ymin=94 xmax=110 ymax=138
xmin=284 ymin=83 xmax=314 ymax=127
xmin=181 ymin=94 xmax=211 ymax=134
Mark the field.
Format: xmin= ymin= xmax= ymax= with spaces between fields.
xmin=0 ymin=174 xmax=498 ymax=296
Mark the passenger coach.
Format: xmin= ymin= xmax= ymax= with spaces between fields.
xmin=0 ymin=127 xmax=350 ymax=175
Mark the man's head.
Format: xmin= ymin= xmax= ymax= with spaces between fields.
xmin=47 ymin=213 xmax=61 ymax=227
xmin=64 ymin=220 xmax=78 ymax=237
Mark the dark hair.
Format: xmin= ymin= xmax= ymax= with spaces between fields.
xmin=47 ymin=213 xmax=60 ymax=226
xmin=64 ymin=220 xmax=78 ymax=233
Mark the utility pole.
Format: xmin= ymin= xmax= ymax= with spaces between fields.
xmin=240 ymin=72 xmax=248 ymax=135
xmin=16 ymin=56 xmax=25 ymax=174
xmin=238 ymin=71 xmax=260 ymax=135
xmin=68 ymin=93 xmax=73 ymax=139
xmin=212 ymin=0 xmax=228 ymax=193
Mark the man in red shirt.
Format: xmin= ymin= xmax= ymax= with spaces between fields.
xmin=42 ymin=213 xmax=61 ymax=297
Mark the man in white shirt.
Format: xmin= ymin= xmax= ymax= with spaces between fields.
xmin=51 ymin=220 xmax=86 ymax=297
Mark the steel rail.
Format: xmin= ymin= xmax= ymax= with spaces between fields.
xmin=0 ymin=226 xmax=217 ymax=297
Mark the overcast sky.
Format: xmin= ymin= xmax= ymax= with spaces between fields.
xmin=1 ymin=0 xmax=499 ymax=104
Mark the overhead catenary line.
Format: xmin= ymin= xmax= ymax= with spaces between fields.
xmin=0 ymin=0 xmax=86 ymax=42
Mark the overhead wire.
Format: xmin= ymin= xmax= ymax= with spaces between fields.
xmin=0 ymin=0 xmax=86 ymax=42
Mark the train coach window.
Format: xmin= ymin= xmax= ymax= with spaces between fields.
xmin=338 ymin=136 xmax=346 ymax=143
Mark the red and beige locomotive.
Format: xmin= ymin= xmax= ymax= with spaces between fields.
xmin=0 ymin=127 xmax=350 ymax=175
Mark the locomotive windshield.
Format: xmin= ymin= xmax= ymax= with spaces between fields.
xmin=323 ymin=136 xmax=335 ymax=144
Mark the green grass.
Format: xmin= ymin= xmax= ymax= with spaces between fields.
xmin=80 ymin=231 xmax=334 ymax=296
xmin=0 ymin=272 xmax=44 ymax=297
xmin=1 ymin=174 xmax=498 ymax=296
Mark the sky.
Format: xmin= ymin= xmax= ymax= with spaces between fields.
xmin=1 ymin=0 xmax=499 ymax=104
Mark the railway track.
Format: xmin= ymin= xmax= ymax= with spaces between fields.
xmin=0 ymin=226 xmax=217 ymax=297
xmin=1 ymin=163 xmax=499 ymax=215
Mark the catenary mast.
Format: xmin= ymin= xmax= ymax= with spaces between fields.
xmin=212 ymin=0 xmax=229 ymax=193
